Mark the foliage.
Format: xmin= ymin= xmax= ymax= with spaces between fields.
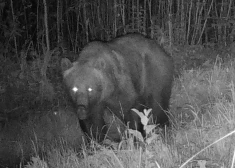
xmin=1 ymin=0 xmax=235 ymax=57
xmin=129 ymin=108 xmax=158 ymax=144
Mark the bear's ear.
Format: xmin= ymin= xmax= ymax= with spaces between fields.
xmin=61 ymin=58 xmax=73 ymax=72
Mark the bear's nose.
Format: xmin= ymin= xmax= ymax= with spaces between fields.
xmin=77 ymin=105 xmax=88 ymax=120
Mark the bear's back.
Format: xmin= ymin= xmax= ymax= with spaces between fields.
xmin=109 ymin=34 xmax=173 ymax=83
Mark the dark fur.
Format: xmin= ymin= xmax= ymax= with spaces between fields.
xmin=61 ymin=34 xmax=174 ymax=141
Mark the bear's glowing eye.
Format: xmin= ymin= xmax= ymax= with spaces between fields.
xmin=72 ymin=87 xmax=78 ymax=93
xmin=88 ymin=87 xmax=93 ymax=92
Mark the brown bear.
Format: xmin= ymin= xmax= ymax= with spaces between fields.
xmin=61 ymin=34 xmax=174 ymax=142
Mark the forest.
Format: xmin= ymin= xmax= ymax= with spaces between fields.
xmin=1 ymin=0 xmax=235 ymax=54
xmin=0 ymin=0 xmax=235 ymax=167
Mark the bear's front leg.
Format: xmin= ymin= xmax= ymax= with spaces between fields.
xmin=80 ymin=105 xmax=106 ymax=142
xmin=79 ymin=117 xmax=106 ymax=142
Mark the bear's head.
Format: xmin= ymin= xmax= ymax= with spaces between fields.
xmin=61 ymin=58 xmax=114 ymax=120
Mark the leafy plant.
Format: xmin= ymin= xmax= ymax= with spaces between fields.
xmin=128 ymin=108 xmax=158 ymax=145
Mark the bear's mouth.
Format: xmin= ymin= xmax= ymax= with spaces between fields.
xmin=77 ymin=105 xmax=88 ymax=120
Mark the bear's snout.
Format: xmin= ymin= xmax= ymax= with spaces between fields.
xmin=77 ymin=105 xmax=88 ymax=120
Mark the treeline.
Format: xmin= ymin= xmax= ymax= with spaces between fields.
xmin=0 ymin=0 xmax=234 ymax=55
